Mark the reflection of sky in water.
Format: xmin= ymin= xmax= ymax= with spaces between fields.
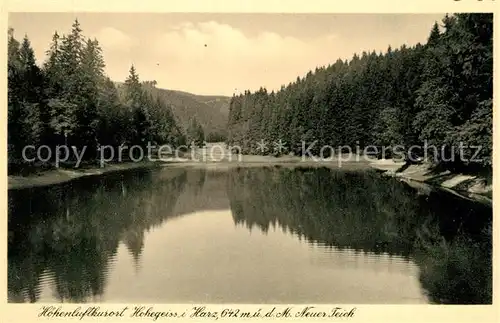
xmin=38 ymin=211 xmax=428 ymax=304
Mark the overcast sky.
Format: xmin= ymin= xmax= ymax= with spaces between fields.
xmin=9 ymin=13 xmax=446 ymax=96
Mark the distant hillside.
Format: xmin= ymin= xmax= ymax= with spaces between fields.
xmin=115 ymin=82 xmax=230 ymax=138
xmin=170 ymin=91 xmax=231 ymax=116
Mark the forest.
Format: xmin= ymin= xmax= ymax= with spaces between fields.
xmin=8 ymin=14 xmax=493 ymax=174
xmin=226 ymin=13 xmax=493 ymax=172
xmin=7 ymin=19 xmax=206 ymax=173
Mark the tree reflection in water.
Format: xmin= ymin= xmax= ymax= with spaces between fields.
xmin=226 ymin=167 xmax=492 ymax=304
xmin=8 ymin=166 xmax=492 ymax=304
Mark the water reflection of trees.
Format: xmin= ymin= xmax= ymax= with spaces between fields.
xmin=8 ymin=168 xmax=194 ymax=303
xmin=8 ymin=166 xmax=492 ymax=304
xmin=226 ymin=167 xmax=492 ymax=304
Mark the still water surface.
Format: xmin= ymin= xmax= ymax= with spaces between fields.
xmin=8 ymin=167 xmax=492 ymax=304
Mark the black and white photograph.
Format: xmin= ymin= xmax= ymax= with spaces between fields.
xmin=6 ymin=11 xmax=493 ymax=308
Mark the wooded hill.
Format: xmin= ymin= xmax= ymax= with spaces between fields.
xmin=226 ymin=13 xmax=493 ymax=172
xmin=115 ymin=82 xmax=230 ymax=141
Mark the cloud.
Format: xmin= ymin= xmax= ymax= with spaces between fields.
xmin=94 ymin=27 xmax=135 ymax=52
xmin=147 ymin=21 xmax=339 ymax=94
xmin=154 ymin=21 xmax=325 ymax=64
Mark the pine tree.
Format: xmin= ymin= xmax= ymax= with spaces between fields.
xmin=8 ymin=31 xmax=45 ymax=166
xmin=59 ymin=19 xmax=85 ymax=97
xmin=123 ymin=65 xmax=152 ymax=147
xmin=8 ymin=28 xmax=23 ymax=165
xmin=187 ymin=117 xmax=204 ymax=147
xmin=428 ymin=22 xmax=441 ymax=45
xmin=124 ymin=65 xmax=142 ymax=107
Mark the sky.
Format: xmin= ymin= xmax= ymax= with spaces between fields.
xmin=9 ymin=13 xmax=446 ymax=96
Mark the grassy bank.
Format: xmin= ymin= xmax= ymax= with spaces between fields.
xmin=164 ymin=153 xmax=373 ymax=170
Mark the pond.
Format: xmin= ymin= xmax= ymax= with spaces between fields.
xmin=8 ymin=166 xmax=492 ymax=304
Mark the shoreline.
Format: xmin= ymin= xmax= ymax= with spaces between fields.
xmin=7 ymin=155 xmax=493 ymax=206
xmin=7 ymin=155 xmax=372 ymax=191
xmin=370 ymin=159 xmax=492 ymax=205
xmin=7 ymin=160 xmax=165 ymax=190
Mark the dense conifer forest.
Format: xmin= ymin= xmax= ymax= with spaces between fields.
xmin=226 ymin=14 xmax=493 ymax=172
xmin=8 ymin=14 xmax=493 ymax=175
xmin=7 ymin=20 xmax=193 ymax=172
